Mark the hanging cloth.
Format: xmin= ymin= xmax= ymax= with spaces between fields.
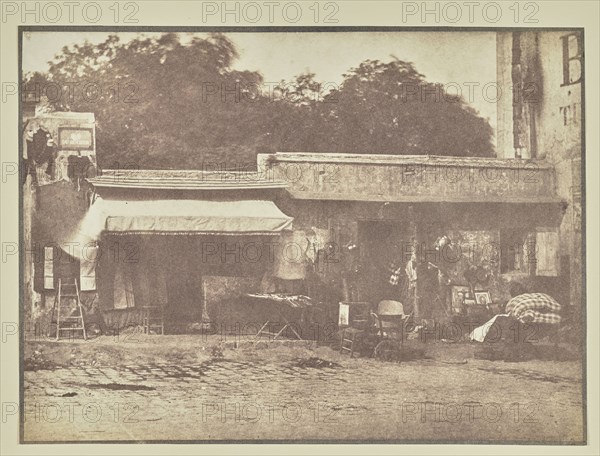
xmin=405 ymin=254 xmax=418 ymax=290
xmin=274 ymin=230 xmax=308 ymax=280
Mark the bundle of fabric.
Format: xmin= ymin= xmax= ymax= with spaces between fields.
xmin=505 ymin=293 xmax=562 ymax=325
xmin=469 ymin=293 xmax=562 ymax=342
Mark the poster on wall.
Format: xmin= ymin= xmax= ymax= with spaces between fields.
xmin=58 ymin=127 xmax=93 ymax=149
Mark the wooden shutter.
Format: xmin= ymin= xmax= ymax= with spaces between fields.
xmin=535 ymin=229 xmax=560 ymax=276
xmin=521 ymin=233 xmax=535 ymax=274
xmin=43 ymin=246 xmax=54 ymax=289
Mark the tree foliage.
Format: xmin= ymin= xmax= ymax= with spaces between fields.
xmin=24 ymin=33 xmax=494 ymax=169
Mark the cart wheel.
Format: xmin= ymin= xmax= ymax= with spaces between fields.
xmin=373 ymin=340 xmax=403 ymax=362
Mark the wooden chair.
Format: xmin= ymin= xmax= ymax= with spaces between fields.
xmin=339 ymin=301 xmax=372 ymax=357
xmin=142 ymin=304 xmax=164 ymax=335
xmin=371 ymin=300 xmax=412 ymax=360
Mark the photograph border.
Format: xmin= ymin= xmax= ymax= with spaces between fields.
xmin=17 ymin=24 xmax=588 ymax=445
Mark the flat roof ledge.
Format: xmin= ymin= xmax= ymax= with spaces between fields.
xmin=257 ymin=152 xmax=560 ymax=204
xmin=88 ymin=169 xmax=288 ymax=190
xmin=259 ymin=152 xmax=554 ymax=170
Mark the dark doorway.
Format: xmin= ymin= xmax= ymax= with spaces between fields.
xmin=357 ymin=221 xmax=413 ymax=311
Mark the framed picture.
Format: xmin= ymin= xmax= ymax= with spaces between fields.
xmin=474 ymin=291 xmax=492 ymax=306
xmin=338 ymin=303 xmax=350 ymax=327
xmin=451 ymin=286 xmax=471 ymax=313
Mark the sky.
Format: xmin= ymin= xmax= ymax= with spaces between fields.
xmin=22 ymin=31 xmax=497 ymax=132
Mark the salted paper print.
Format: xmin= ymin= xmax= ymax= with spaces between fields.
xmin=20 ymin=27 xmax=585 ymax=444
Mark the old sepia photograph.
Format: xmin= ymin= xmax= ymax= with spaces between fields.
xmin=19 ymin=25 xmax=585 ymax=444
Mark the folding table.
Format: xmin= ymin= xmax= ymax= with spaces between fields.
xmin=244 ymin=293 xmax=313 ymax=341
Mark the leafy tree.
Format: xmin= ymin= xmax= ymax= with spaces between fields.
xmin=24 ymin=34 xmax=494 ymax=169
xmin=276 ymin=60 xmax=494 ymax=157
xmin=25 ymin=33 xmax=267 ymax=169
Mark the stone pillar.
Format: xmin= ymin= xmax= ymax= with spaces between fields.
xmin=407 ymin=205 xmax=420 ymax=321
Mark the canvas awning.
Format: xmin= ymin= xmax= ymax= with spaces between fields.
xmin=64 ymin=198 xmax=293 ymax=257
xmin=107 ymin=199 xmax=292 ymax=235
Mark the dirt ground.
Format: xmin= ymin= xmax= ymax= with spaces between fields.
xmin=22 ymin=332 xmax=585 ymax=443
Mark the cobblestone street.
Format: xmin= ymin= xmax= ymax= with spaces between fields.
xmin=22 ymin=336 xmax=584 ymax=443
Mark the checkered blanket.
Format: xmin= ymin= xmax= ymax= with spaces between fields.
xmin=505 ymin=293 xmax=562 ymax=325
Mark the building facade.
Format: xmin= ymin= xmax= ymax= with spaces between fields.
xmin=24 ymin=30 xmax=583 ymax=336
xmin=497 ymin=30 xmax=583 ymax=324
xmin=258 ymin=152 xmax=566 ymax=323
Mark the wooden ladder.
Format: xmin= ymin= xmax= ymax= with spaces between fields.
xmin=48 ymin=278 xmax=87 ymax=340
